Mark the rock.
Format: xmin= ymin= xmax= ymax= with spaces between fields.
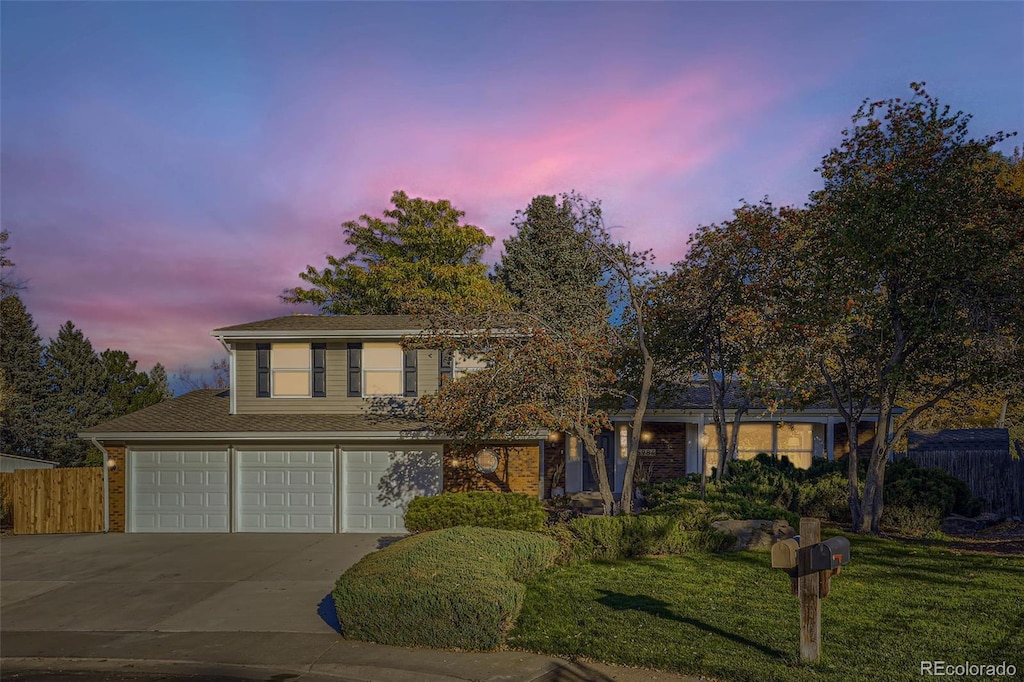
xmin=712 ymin=518 xmax=796 ymax=551
xmin=940 ymin=512 xmax=1004 ymax=536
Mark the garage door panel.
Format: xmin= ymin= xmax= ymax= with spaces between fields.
xmin=236 ymin=449 xmax=335 ymax=533
xmin=131 ymin=450 xmax=230 ymax=533
xmin=343 ymin=448 xmax=442 ymax=532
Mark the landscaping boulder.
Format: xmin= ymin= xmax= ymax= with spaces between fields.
xmin=711 ymin=519 xmax=795 ymax=551
xmin=940 ymin=512 xmax=1003 ymax=536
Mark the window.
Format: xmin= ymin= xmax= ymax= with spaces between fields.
xmin=363 ymin=342 xmax=403 ymax=396
xmin=700 ymin=422 xmax=813 ymax=470
xmin=271 ymin=343 xmax=310 ymax=397
xmin=453 ymin=352 xmax=488 ymax=379
xmin=776 ymin=423 xmax=813 ymax=469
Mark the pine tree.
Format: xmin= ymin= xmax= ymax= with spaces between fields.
xmin=0 ymin=294 xmax=50 ymax=458
xmin=148 ymin=363 xmax=173 ymax=400
xmin=44 ymin=322 xmax=108 ymax=466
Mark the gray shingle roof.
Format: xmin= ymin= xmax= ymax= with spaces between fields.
xmin=80 ymin=389 xmax=428 ymax=436
xmin=908 ymin=429 xmax=1010 ymax=452
xmin=212 ymin=315 xmax=423 ymax=333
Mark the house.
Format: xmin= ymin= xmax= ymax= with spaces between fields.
xmin=81 ymin=314 xmax=894 ymax=534
xmin=0 ymin=453 xmax=56 ymax=473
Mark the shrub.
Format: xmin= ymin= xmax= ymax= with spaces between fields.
xmin=556 ymin=510 xmax=734 ymax=562
xmin=884 ymin=460 xmax=982 ymax=518
xmin=883 ymin=504 xmax=943 ymax=537
xmin=404 ymin=491 xmax=547 ymax=533
xmin=333 ymin=527 xmax=558 ymax=650
xmin=797 ymin=474 xmax=852 ymax=523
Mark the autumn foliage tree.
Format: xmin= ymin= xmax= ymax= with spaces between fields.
xmin=285 ymin=191 xmax=508 ymax=315
xmin=795 ymin=84 xmax=1024 ymax=532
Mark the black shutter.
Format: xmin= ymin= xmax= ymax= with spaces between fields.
xmin=347 ymin=343 xmax=362 ymax=397
xmin=256 ymin=344 xmax=271 ymax=397
xmin=404 ymin=350 xmax=418 ymax=397
xmin=312 ymin=343 xmax=326 ymax=397
xmin=439 ymin=350 xmax=454 ymax=382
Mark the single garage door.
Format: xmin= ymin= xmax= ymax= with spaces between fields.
xmin=237 ymin=449 xmax=335 ymax=532
xmin=130 ymin=450 xmax=230 ymax=532
xmin=343 ymin=448 xmax=442 ymax=532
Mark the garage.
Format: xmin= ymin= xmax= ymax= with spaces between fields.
xmin=343 ymin=448 xmax=442 ymax=532
xmin=236 ymin=449 xmax=336 ymax=532
xmin=130 ymin=449 xmax=230 ymax=532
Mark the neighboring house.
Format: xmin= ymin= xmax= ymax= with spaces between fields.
xmin=1 ymin=453 xmax=56 ymax=473
xmin=81 ymin=314 xmax=895 ymax=534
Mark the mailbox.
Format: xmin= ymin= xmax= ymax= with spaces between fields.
xmin=771 ymin=538 xmax=800 ymax=570
xmin=806 ymin=537 xmax=851 ymax=572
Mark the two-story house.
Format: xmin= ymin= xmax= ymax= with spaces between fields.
xmin=82 ymin=314 xmax=893 ymax=534
xmin=80 ymin=314 xmax=544 ymax=534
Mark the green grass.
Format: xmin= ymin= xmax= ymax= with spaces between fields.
xmin=509 ymin=534 xmax=1024 ymax=681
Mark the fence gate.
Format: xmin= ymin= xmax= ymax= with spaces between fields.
xmin=0 ymin=467 xmax=103 ymax=534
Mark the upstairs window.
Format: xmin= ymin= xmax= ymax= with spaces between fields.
xmin=453 ymin=352 xmax=488 ymax=379
xmin=363 ymin=342 xmax=404 ymax=396
xmin=271 ymin=343 xmax=311 ymax=397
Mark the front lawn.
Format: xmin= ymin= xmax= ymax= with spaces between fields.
xmin=510 ymin=534 xmax=1024 ymax=681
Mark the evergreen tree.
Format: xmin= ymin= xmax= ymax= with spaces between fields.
xmin=101 ymin=350 xmax=167 ymax=416
xmin=44 ymin=322 xmax=108 ymax=466
xmin=0 ymin=294 xmax=49 ymax=457
xmin=148 ymin=363 xmax=173 ymax=400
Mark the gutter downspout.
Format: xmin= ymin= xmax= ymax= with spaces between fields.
xmin=91 ymin=437 xmax=110 ymax=533
xmin=214 ymin=334 xmax=236 ymax=415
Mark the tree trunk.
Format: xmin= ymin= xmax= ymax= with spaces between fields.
xmin=846 ymin=421 xmax=862 ymax=531
xmin=620 ymin=354 xmax=655 ymax=515
xmin=577 ymin=429 xmax=615 ymax=515
xmin=857 ymin=392 xmax=895 ymax=534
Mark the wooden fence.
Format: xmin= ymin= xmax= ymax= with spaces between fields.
xmin=0 ymin=467 xmax=103 ymax=534
xmin=903 ymin=449 xmax=1024 ymax=518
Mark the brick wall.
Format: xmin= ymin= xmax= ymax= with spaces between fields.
xmin=638 ymin=423 xmax=689 ymax=482
xmin=106 ymin=444 xmax=126 ymax=532
xmin=444 ymin=444 xmax=540 ymax=497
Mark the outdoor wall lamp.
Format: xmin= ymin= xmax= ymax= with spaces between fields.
xmin=106 ymin=458 xmax=117 ymax=470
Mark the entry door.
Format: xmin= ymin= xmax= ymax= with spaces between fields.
xmin=130 ymin=450 xmax=230 ymax=532
xmin=343 ymin=448 xmax=442 ymax=532
xmin=236 ymin=449 xmax=335 ymax=532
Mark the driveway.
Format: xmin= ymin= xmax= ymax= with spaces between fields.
xmin=0 ymin=532 xmax=388 ymax=633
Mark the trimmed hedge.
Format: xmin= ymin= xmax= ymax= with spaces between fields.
xmin=404 ymin=491 xmax=546 ymax=532
xmin=333 ymin=526 xmax=558 ymax=650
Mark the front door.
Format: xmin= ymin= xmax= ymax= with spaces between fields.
xmin=582 ymin=431 xmax=616 ymax=492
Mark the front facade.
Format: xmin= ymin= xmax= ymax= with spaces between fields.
xmin=83 ymin=314 xmax=885 ymax=533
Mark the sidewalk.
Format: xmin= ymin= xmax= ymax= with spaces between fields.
xmin=0 ymin=630 xmax=705 ymax=682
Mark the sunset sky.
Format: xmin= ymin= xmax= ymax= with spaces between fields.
xmin=2 ymin=2 xmax=1021 ymax=388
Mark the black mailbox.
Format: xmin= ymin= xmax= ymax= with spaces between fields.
xmin=806 ymin=537 xmax=851 ymax=572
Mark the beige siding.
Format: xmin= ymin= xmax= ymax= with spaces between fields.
xmin=234 ymin=343 xmax=440 ymax=415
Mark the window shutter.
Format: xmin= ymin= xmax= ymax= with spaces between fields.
xmin=347 ymin=343 xmax=362 ymax=397
xmin=404 ymin=350 xmax=418 ymax=397
xmin=312 ymin=343 xmax=327 ymax=397
xmin=256 ymin=344 xmax=271 ymax=398
xmin=439 ymin=350 xmax=454 ymax=382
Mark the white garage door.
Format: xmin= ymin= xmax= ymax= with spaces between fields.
xmin=131 ymin=450 xmax=229 ymax=532
xmin=237 ymin=449 xmax=335 ymax=532
xmin=343 ymin=448 xmax=442 ymax=532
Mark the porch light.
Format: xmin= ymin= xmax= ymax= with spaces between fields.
xmin=450 ymin=459 xmax=460 ymax=468
xmin=106 ymin=458 xmax=117 ymax=470
xmin=547 ymin=431 xmax=561 ymax=442
xmin=641 ymin=431 xmax=654 ymax=443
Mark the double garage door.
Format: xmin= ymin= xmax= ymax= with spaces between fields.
xmin=129 ymin=447 xmax=441 ymax=533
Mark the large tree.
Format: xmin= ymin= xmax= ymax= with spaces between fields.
xmin=284 ymin=190 xmax=507 ymax=315
xmin=43 ymin=322 xmax=109 ymax=466
xmin=413 ymin=193 xmax=660 ymax=514
xmin=799 ymin=84 xmax=1024 ymax=532
xmin=0 ymin=294 xmax=50 ymax=458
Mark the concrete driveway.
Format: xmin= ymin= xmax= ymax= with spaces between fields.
xmin=0 ymin=532 xmax=390 ymax=634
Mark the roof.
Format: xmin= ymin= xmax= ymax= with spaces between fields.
xmin=212 ymin=315 xmax=423 ymax=333
xmin=623 ymin=382 xmax=901 ymax=415
xmin=80 ymin=389 xmax=431 ymax=440
xmin=0 ymin=453 xmax=56 ymax=465
xmin=908 ymin=429 xmax=1010 ymax=452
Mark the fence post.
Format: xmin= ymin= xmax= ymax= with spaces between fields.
xmin=798 ymin=517 xmax=821 ymax=662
